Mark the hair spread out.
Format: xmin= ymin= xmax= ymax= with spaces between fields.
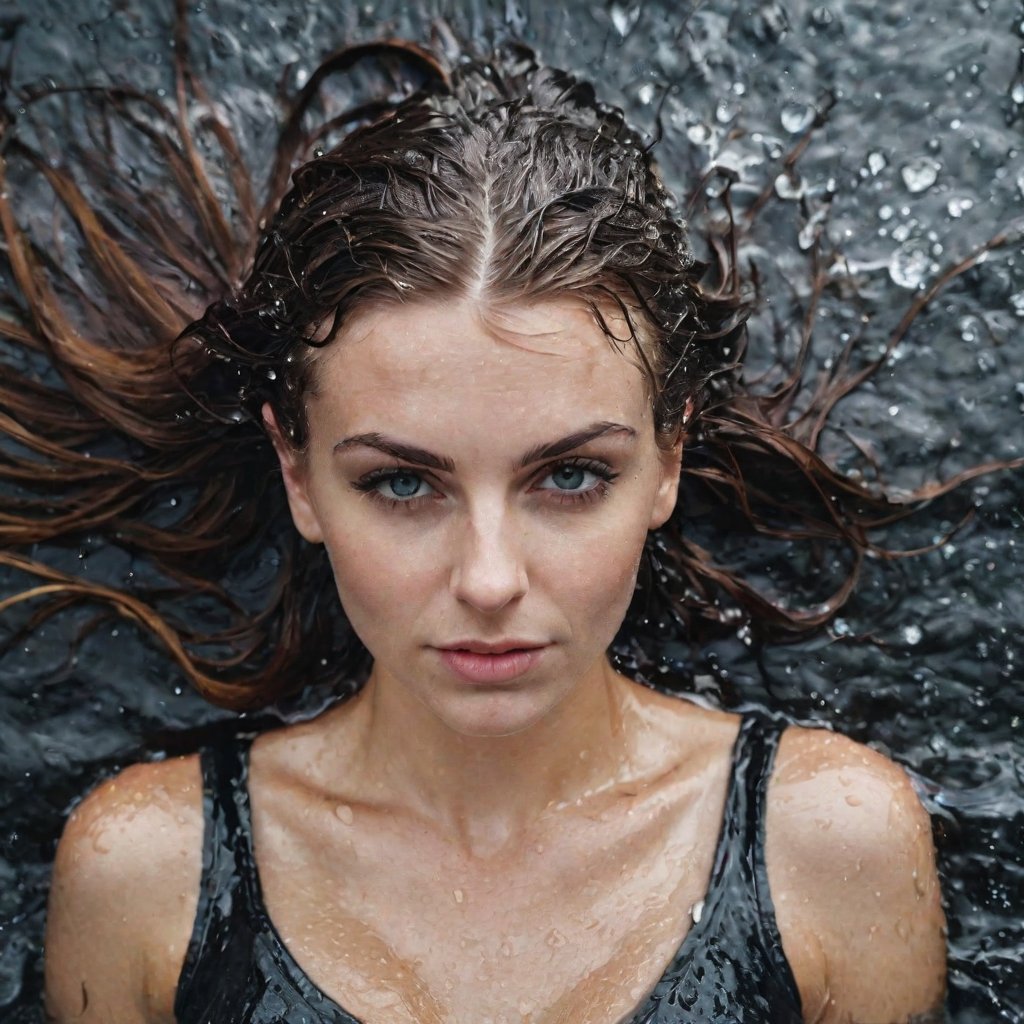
xmin=0 ymin=22 xmax=1018 ymax=709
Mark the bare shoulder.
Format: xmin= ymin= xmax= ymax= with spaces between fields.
xmin=767 ymin=724 xmax=947 ymax=1024
xmin=45 ymin=754 xmax=204 ymax=1024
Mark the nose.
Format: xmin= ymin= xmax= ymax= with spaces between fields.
xmin=448 ymin=505 xmax=528 ymax=614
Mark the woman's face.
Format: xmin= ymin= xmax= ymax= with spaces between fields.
xmin=268 ymin=295 xmax=682 ymax=737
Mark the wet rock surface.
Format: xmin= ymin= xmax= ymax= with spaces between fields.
xmin=1 ymin=0 xmax=1022 ymax=1020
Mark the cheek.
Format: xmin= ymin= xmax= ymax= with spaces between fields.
xmin=538 ymin=513 xmax=649 ymax=624
xmin=317 ymin=517 xmax=434 ymax=649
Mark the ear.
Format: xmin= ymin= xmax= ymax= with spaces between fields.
xmin=649 ymin=399 xmax=691 ymax=530
xmin=262 ymin=402 xmax=324 ymax=544
xmin=649 ymin=435 xmax=683 ymax=530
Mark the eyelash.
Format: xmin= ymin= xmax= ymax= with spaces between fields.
xmin=351 ymin=457 xmax=620 ymax=512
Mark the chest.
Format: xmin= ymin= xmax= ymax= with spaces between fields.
xmin=251 ymin=783 xmax=723 ymax=1024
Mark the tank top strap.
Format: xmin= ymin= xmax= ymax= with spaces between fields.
xmin=174 ymin=732 xmax=261 ymax=1016
xmin=699 ymin=708 xmax=795 ymax=969
xmin=205 ymin=732 xmax=262 ymax=899
xmin=716 ymin=711 xmax=784 ymax=873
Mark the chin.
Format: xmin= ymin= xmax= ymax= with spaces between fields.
xmin=426 ymin=688 xmax=567 ymax=739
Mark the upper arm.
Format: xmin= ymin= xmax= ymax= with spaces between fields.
xmin=768 ymin=727 xmax=947 ymax=1024
xmin=44 ymin=757 xmax=203 ymax=1024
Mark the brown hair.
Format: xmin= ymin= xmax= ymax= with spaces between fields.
xmin=0 ymin=30 xmax=1017 ymax=709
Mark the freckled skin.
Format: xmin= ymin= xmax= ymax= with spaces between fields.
xmin=44 ymin=297 xmax=946 ymax=1024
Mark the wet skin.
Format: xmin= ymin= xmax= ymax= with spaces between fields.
xmin=44 ymin=297 xmax=947 ymax=1024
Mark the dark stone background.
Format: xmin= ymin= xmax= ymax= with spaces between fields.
xmin=0 ymin=0 xmax=1022 ymax=1020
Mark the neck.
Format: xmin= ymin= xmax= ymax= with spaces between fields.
xmin=338 ymin=656 xmax=639 ymax=858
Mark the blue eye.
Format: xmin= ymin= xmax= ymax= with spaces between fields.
xmin=536 ymin=458 xmax=618 ymax=505
xmin=353 ymin=469 xmax=436 ymax=507
xmin=543 ymin=465 xmax=594 ymax=492
xmin=382 ymin=472 xmax=428 ymax=499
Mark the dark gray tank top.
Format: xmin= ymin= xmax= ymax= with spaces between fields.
xmin=174 ymin=710 xmax=803 ymax=1023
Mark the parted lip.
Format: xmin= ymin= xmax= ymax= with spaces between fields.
xmin=436 ymin=640 xmax=549 ymax=654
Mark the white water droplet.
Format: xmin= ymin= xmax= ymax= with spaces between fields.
xmin=774 ymin=172 xmax=805 ymax=200
xmin=888 ymin=240 xmax=931 ymax=289
xmin=866 ymin=150 xmax=887 ymax=176
xmin=780 ymin=102 xmax=814 ymax=134
xmin=716 ymin=99 xmax=738 ymax=124
xmin=900 ymin=157 xmax=941 ymax=193
xmin=902 ymin=624 xmax=923 ymax=645
xmin=686 ymin=122 xmax=711 ymax=145
xmin=610 ymin=3 xmax=641 ymax=37
xmin=690 ymin=899 xmax=705 ymax=923
xmin=946 ymin=196 xmax=974 ymax=218
xmin=798 ymin=208 xmax=828 ymax=250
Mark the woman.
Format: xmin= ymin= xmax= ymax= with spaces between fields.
xmin=7 ymin=36 xmax=947 ymax=1024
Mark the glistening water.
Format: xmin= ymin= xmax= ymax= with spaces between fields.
xmin=0 ymin=0 xmax=1021 ymax=1020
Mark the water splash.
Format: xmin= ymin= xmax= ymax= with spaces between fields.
xmin=900 ymin=156 xmax=941 ymax=193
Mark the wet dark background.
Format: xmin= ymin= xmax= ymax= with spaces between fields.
xmin=1 ymin=0 xmax=1022 ymax=1020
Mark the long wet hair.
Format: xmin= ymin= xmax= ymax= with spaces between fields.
xmin=0 ymin=27 xmax=1014 ymax=709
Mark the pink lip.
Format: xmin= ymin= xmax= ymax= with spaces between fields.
xmin=435 ymin=646 xmax=549 ymax=684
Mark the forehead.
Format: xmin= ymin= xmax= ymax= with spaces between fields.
xmin=308 ymin=296 xmax=652 ymax=429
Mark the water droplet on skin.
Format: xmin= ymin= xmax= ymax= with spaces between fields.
xmin=453 ymin=888 xmax=464 ymax=904
xmin=845 ymin=794 xmax=863 ymax=807
xmin=689 ymin=898 xmax=705 ymax=923
xmin=900 ymin=156 xmax=941 ymax=193
xmin=895 ymin=918 xmax=910 ymax=939
xmin=334 ymin=804 xmax=353 ymax=825
xmin=912 ymin=868 xmax=926 ymax=898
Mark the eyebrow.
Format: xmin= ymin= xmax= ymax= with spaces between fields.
xmin=333 ymin=421 xmax=637 ymax=472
